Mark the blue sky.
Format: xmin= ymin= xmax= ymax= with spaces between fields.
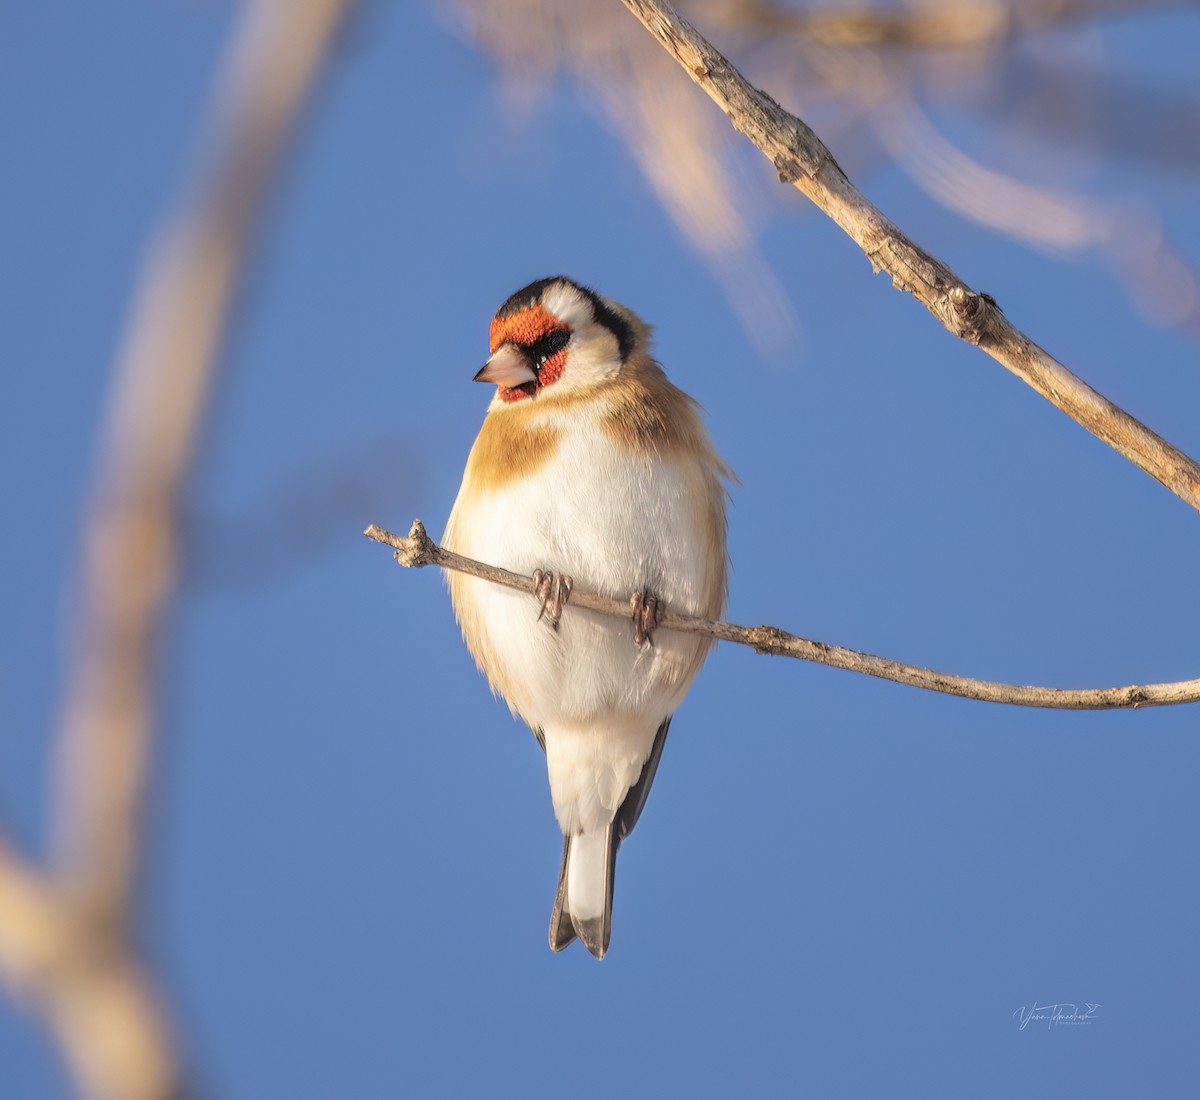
xmin=2 ymin=2 xmax=1199 ymax=1097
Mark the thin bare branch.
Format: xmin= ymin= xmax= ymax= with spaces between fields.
xmin=0 ymin=3 xmax=353 ymax=1099
xmin=365 ymin=522 xmax=1200 ymax=711
xmin=620 ymin=0 xmax=1200 ymax=513
xmin=793 ymin=38 xmax=1200 ymax=338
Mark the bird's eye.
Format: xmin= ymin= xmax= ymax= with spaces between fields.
xmin=533 ymin=330 xmax=570 ymax=366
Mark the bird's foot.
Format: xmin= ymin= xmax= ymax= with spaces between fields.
xmin=629 ymin=589 xmax=659 ymax=648
xmin=532 ymin=569 xmax=572 ymax=629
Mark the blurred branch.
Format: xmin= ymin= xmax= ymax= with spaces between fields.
xmin=873 ymin=97 xmax=1200 ymax=336
xmin=451 ymin=0 xmax=802 ymax=353
xmin=366 ymin=522 xmax=1200 ymax=711
xmin=715 ymin=0 xmax=1189 ymax=48
xmin=871 ymin=94 xmax=1110 ymax=248
xmin=182 ymin=436 xmax=416 ymax=594
xmin=980 ymin=53 xmax=1200 ymax=177
xmin=0 ymin=839 xmax=176 ymax=1100
xmin=621 ymin=0 xmax=1200 ymax=513
xmin=0 ymin=2 xmax=352 ymax=1099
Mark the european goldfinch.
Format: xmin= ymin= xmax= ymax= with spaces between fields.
xmin=443 ymin=276 xmax=729 ymax=959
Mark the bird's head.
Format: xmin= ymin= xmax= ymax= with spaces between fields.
xmin=475 ymin=276 xmax=639 ymax=404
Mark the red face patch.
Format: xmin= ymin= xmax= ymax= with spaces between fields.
xmin=490 ymin=304 xmax=571 ymax=403
xmin=489 ymin=304 xmax=568 ymax=353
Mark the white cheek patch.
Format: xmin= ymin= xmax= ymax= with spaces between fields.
xmin=557 ymin=324 xmax=621 ymax=393
xmin=523 ymin=283 xmax=616 ymax=394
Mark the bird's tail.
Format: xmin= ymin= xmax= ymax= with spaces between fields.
xmin=549 ymin=828 xmax=616 ymax=959
xmin=547 ymin=716 xmax=673 ymax=960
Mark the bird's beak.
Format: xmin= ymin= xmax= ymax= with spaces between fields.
xmin=474 ymin=343 xmax=537 ymax=387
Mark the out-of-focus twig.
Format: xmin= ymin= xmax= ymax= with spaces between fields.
xmin=870 ymin=94 xmax=1109 ymax=248
xmin=0 ymin=836 xmax=177 ymax=1100
xmin=0 ymin=3 xmax=352 ymax=1099
xmin=715 ymin=0 xmax=1188 ymax=48
xmin=870 ymin=96 xmax=1200 ymax=337
xmin=451 ymin=0 xmax=801 ymax=353
xmin=366 ymin=521 xmax=1200 ymax=709
xmin=457 ymin=1 xmax=1200 ymax=345
xmin=182 ymin=437 xmax=417 ymax=594
xmin=622 ymin=0 xmax=1200 ymax=513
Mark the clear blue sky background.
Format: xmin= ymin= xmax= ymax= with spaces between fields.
xmin=3 ymin=3 xmax=1199 ymax=1098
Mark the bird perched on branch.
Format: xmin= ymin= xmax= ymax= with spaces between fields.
xmin=443 ymin=276 xmax=729 ymax=959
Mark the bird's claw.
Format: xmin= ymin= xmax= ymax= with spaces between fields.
xmin=532 ymin=569 xmax=572 ymax=629
xmin=630 ymin=590 xmax=659 ymax=648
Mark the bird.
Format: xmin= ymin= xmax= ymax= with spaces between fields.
xmin=443 ymin=276 xmax=729 ymax=959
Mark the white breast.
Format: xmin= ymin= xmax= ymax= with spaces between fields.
xmin=445 ymin=408 xmax=720 ymax=834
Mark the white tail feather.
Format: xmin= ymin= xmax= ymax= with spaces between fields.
xmin=566 ymin=831 xmax=609 ymax=921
